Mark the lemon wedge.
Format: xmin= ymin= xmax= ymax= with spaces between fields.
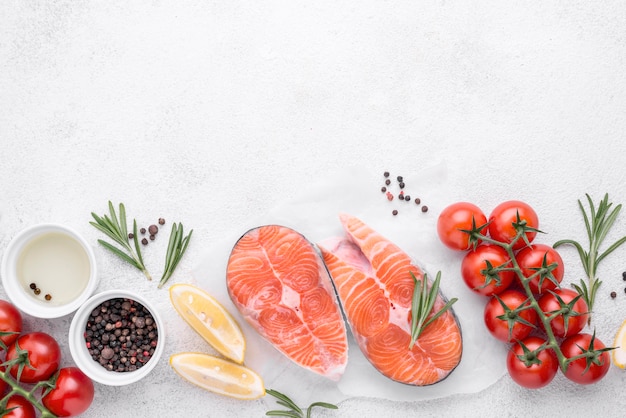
xmin=170 ymin=352 xmax=265 ymax=400
xmin=170 ymin=283 xmax=245 ymax=364
xmin=612 ymin=319 xmax=626 ymax=369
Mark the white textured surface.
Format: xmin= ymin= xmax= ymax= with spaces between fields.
xmin=2 ymin=1 xmax=626 ymax=417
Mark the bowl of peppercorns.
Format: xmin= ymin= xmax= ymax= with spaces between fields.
xmin=68 ymin=289 xmax=165 ymax=386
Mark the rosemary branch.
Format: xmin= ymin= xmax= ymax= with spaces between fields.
xmin=158 ymin=222 xmax=193 ymax=288
xmin=553 ymin=193 xmax=626 ymax=324
xmin=90 ymin=201 xmax=151 ymax=280
xmin=265 ymin=389 xmax=338 ymax=418
xmin=409 ymin=271 xmax=458 ymax=349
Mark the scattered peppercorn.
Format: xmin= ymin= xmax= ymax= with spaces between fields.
xmin=622 ymin=271 xmax=626 ymax=281
xmin=405 ymin=195 xmax=411 ymax=201
xmin=140 ymin=227 xmax=146 ymax=235
xmin=34 ymin=288 xmax=41 ymax=295
xmin=386 ymin=192 xmax=394 ymax=201
xmin=45 ymin=294 xmax=51 ymax=301
xmin=385 ymin=179 xmax=391 ymax=186
xmin=415 ymin=198 xmax=421 ymax=205
xmin=128 ymin=233 xmax=134 ymax=239
xmin=141 ymin=238 xmax=148 ymax=245
xmin=399 ymin=182 xmax=405 ymax=189
xmin=421 ymin=206 xmax=429 ymax=213
xmin=384 ymin=171 xmax=390 ymax=178
xmin=158 ymin=218 xmax=165 ymax=225
xmin=397 ymin=176 xmax=403 ymax=182
xmin=149 ymin=235 xmax=155 ymax=241
xmin=392 ymin=210 xmax=398 ymax=216
xmin=611 ymin=291 xmax=617 ymax=298
xmin=29 ymin=283 xmax=36 ymax=290
xmin=381 ymin=186 xmax=387 ymax=193
xmin=148 ymin=225 xmax=158 ymax=235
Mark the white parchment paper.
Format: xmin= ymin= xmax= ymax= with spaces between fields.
xmin=193 ymin=163 xmax=507 ymax=404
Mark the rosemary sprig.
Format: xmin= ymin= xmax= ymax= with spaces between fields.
xmin=265 ymin=389 xmax=338 ymax=418
xmin=409 ymin=271 xmax=458 ymax=349
xmin=158 ymin=222 xmax=193 ymax=288
xmin=553 ymin=193 xmax=626 ymax=324
xmin=90 ymin=201 xmax=151 ymax=280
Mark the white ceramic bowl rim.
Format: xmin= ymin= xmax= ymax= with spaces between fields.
xmin=0 ymin=223 xmax=99 ymax=318
xmin=68 ymin=289 xmax=166 ymax=386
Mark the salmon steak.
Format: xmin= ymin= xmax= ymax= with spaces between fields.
xmin=226 ymin=225 xmax=348 ymax=381
xmin=318 ymin=213 xmax=462 ymax=385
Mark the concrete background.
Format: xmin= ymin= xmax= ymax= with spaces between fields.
xmin=2 ymin=1 xmax=626 ymax=417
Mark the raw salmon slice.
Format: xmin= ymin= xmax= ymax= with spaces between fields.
xmin=226 ymin=225 xmax=348 ymax=381
xmin=318 ymin=213 xmax=462 ymax=385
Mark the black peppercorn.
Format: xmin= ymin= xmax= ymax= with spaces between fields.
xmin=29 ymin=283 xmax=36 ymax=290
xmin=140 ymin=227 xmax=146 ymax=234
xmin=384 ymin=171 xmax=390 ymax=178
xmin=385 ymin=179 xmax=391 ymax=186
xmin=611 ymin=291 xmax=617 ymax=298
xmin=421 ymin=206 xmax=429 ymax=213
xmin=148 ymin=225 xmax=158 ymax=235
xmin=141 ymin=238 xmax=148 ymax=245
xmin=381 ymin=186 xmax=386 ymax=193
xmin=392 ymin=209 xmax=398 ymax=216
xmin=158 ymin=218 xmax=165 ymax=225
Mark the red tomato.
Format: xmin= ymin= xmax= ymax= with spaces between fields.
xmin=461 ymin=245 xmax=515 ymax=296
xmin=0 ymin=299 xmax=22 ymax=350
xmin=488 ymin=200 xmax=539 ymax=250
xmin=538 ymin=289 xmax=588 ymax=338
xmin=507 ymin=336 xmax=559 ymax=389
xmin=42 ymin=367 xmax=95 ymax=417
xmin=6 ymin=332 xmax=61 ymax=384
xmin=515 ymin=244 xmax=564 ymax=294
xmin=437 ymin=202 xmax=488 ymax=251
xmin=484 ymin=289 xmax=537 ymax=342
xmin=560 ymin=332 xmax=611 ymax=385
xmin=2 ymin=395 xmax=36 ymax=418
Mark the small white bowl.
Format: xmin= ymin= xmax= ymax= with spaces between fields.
xmin=68 ymin=289 xmax=165 ymax=386
xmin=1 ymin=223 xmax=98 ymax=318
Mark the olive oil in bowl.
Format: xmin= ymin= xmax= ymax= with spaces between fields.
xmin=16 ymin=231 xmax=91 ymax=306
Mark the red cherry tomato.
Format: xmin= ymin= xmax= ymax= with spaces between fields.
xmin=538 ymin=288 xmax=588 ymax=338
xmin=42 ymin=367 xmax=95 ymax=417
xmin=560 ymin=332 xmax=610 ymax=385
xmin=2 ymin=394 xmax=36 ymax=418
xmin=507 ymin=336 xmax=559 ymax=389
xmin=515 ymin=244 xmax=564 ymax=294
xmin=6 ymin=332 xmax=61 ymax=384
xmin=0 ymin=299 xmax=22 ymax=350
xmin=484 ymin=289 xmax=537 ymax=342
xmin=488 ymin=200 xmax=539 ymax=250
xmin=437 ymin=202 xmax=488 ymax=251
xmin=461 ymin=244 xmax=515 ymax=296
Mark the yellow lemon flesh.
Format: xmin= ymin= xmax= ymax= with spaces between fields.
xmin=612 ymin=319 xmax=626 ymax=369
xmin=170 ymin=352 xmax=265 ymax=400
xmin=170 ymin=283 xmax=245 ymax=364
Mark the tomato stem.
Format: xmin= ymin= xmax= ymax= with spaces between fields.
xmin=0 ymin=367 xmax=57 ymax=417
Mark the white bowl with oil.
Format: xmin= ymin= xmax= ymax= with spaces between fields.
xmin=1 ymin=223 xmax=98 ymax=318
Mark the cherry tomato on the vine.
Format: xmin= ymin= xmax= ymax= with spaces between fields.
xmin=560 ymin=332 xmax=610 ymax=385
xmin=488 ymin=200 xmax=539 ymax=250
xmin=484 ymin=289 xmax=537 ymax=342
xmin=515 ymin=244 xmax=564 ymax=294
xmin=461 ymin=244 xmax=514 ymax=296
xmin=6 ymin=332 xmax=61 ymax=384
xmin=2 ymin=394 xmax=36 ymax=418
xmin=437 ymin=202 xmax=488 ymax=251
xmin=42 ymin=367 xmax=95 ymax=417
xmin=538 ymin=288 xmax=588 ymax=338
xmin=507 ymin=336 xmax=559 ymax=389
xmin=0 ymin=299 xmax=22 ymax=350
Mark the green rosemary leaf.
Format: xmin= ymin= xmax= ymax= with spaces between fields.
xmin=90 ymin=202 xmax=150 ymax=281
xmin=158 ymin=223 xmax=193 ymax=288
xmin=408 ymin=271 xmax=457 ymax=348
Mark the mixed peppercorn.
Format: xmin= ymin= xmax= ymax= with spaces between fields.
xmin=84 ymin=297 xmax=158 ymax=372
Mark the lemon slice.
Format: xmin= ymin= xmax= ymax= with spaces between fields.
xmin=170 ymin=352 xmax=265 ymax=400
xmin=170 ymin=283 xmax=245 ymax=364
xmin=613 ymin=319 xmax=626 ymax=369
